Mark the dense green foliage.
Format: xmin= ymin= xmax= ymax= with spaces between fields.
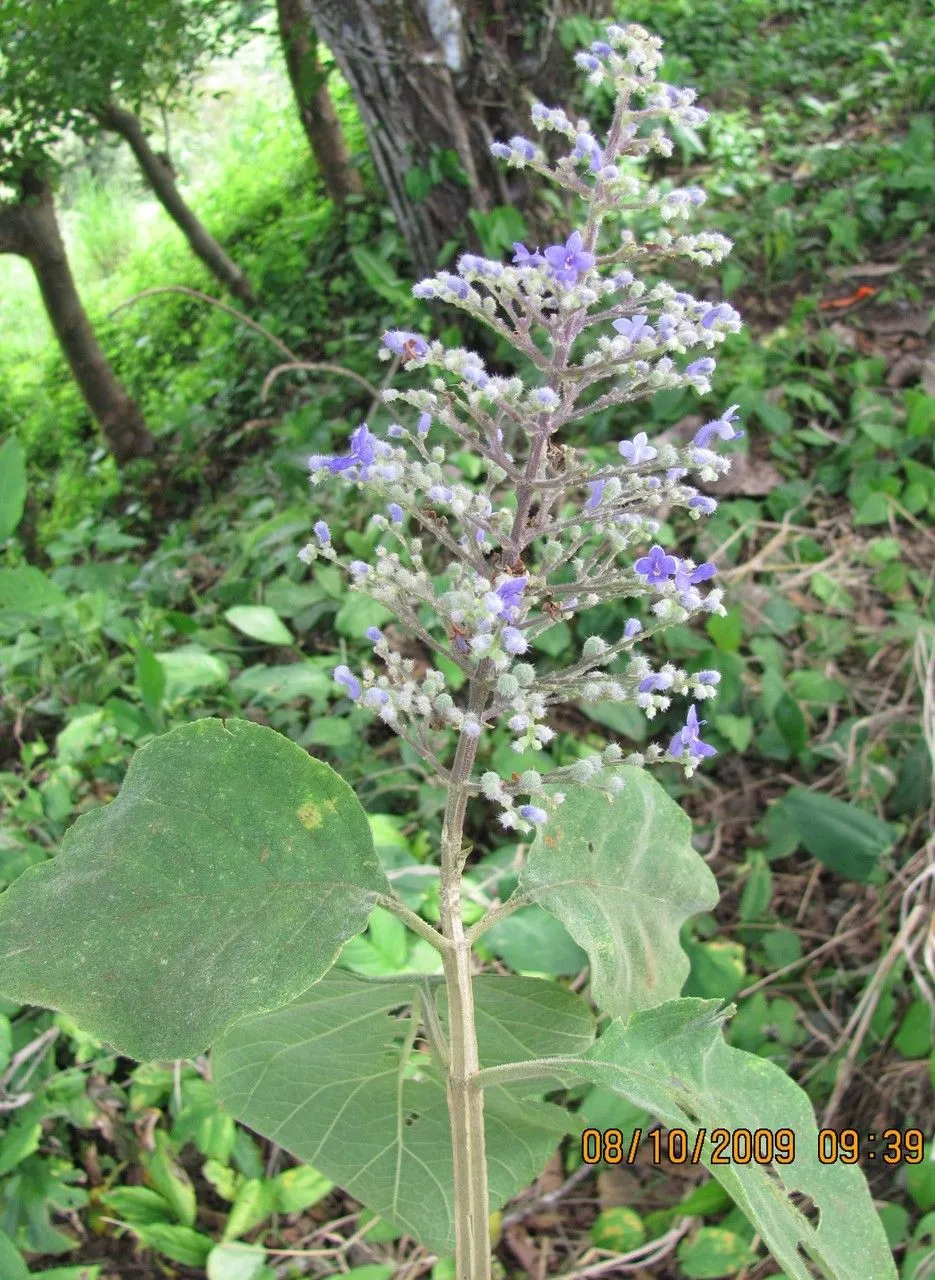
xmin=1 ymin=0 xmax=934 ymax=1276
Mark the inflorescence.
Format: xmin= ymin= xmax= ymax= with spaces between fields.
xmin=298 ymin=22 xmax=743 ymax=833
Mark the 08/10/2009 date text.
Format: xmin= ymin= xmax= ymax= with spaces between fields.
xmin=581 ymin=1127 xmax=927 ymax=1166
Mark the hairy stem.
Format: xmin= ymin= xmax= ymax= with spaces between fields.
xmin=440 ymin=665 xmax=492 ymax=1280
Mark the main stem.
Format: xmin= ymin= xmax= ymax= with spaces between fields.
xmin=440 ymin=667 xmax=491 ymax=1280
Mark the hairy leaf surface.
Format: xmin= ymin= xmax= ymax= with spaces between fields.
xmin=213 ymin=971 xmax=594 ymax=1252
xmin=520 ymin=774 xmax=718 ymax=1016
xmin=574 ymin=999 xmax=896 ymax=1280
xmin=0 ymin=719 xmax=387 ymax=1059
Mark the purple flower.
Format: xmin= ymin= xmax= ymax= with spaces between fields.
xmin=388 ymin=503 xmax=404 ymax=524
xmin=365 ymin=627 xmax=384 ymax=643
xmin=693 ymin=405 xmax=743 ymax=448
xmin=685 ymin=358 xmax=716 ymax=379
xmin=417 ymin=412 xmax=431 ymax=437
xmin=315 ymin=423 xmax=378 ymax=475
xmin=702 ymin=303 xmax=735 ymax=329
xmin=695 ymin=670 xmax=721 ymax=684
xmin=689 ymin=495 xmax=718 ymax=515
xmin=502 ymin=627 xmax=528 ymax=654
xmin=495 ymin=576 xmax=527 ymax=618
xmin=363 ymin=688 xmax=389 ymax=708
xmin=575 ymin=52 xmax=601 ymax=72
xmin=512 ymin=242 xmax=545 ymax=267
xmin=669 ymin=705 xmax=717 ymax=761
xmin=543 ymin=230 xmax=595 ymax=286
xmin=387 ymin=423 xmax=405 ymax=438
xmin=639 ymin=672 xmax=673 ymax=693
xmin=667 ymin=467 xmax=689 ymax=482
xmin=618 ymin=431 xmax=657 ymax=465
xmin=442 ymin=274 xmax=469 ymax=299
xmin=349 ymin=560 xmax=370 ymax=579
xmin=428 ymin=485 xmax=453 ymax=502
xmin=613 ymin=313 xmax=655 ymax=342
xmin=612 ymin=271 xmax=634 ymax=289
xmin=490 ymin=142 xmax=512 ymax=159
xmin=509 ymin=135 xmax=536 ymax=160
xmin=674 ymin=559 xmax=718 ymax=595
xmin=382 ymin=330 xmax=428 ymax=360
xmin=624 ymin=618 xmax=642 ymax=639
xmin=519 ymin=804 xmax=548 ymax=825
xmin=333 ymin=665 xmax=361 ymax=700
xmin=585 ymin=479 xmax=605 ymax=510
xmin=313 ymin=520 xmax=331 ymax=545
xmin=572 ymin=133 xmax=603 ymax=170
xmin=634 ymin=544 xmax=678 ymax=586
xmin=591 ymin=40 xmax=612 ymax=55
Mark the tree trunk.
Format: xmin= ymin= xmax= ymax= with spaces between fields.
xmin=277 ymin=0 xmax=364 ymax=203
xmin=98 ymin=103 xmax=256 ymax=306
xmin=303 ymin=0 xmax=601 ymax=273
xmin=0 ymin=176 xmax=154 ymax=463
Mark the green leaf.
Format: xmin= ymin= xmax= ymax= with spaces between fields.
xmin=222 ymin=1177 xmax=277 ymax=1241
xmin=591 ymin=1206 xmax=645 ymax=1251
xmin=907 ymin=1153 xmax=935 ymax=1211
xmin=519 ymin=775 xmax=718 ymax=1016
xmin=853 ymin=491 xmax=891 ymax=525
xmin=0 ymin=1228 xmax=29 ymax=1280
xmin=894 ymin=1000 xmax=933 ymax=1059
xmin=678 ymin=1226 xmax=756 ymax=1277
xmin=214 ymin=971 xmax=594 ymax=1252
xmin=29 ymin=1268 xmax=103 ymax=1279
xmin=0 ymin=566 xmax=66 ymax=616
xmin=0 ymin=719 xmax=388 ymax=1059
xmin=706 ymin=609 xmax=743 ymax=653
xmin=713 ymin=714 xmax=753 ymax=753
xmin=774 ymin=694 xmax=807 ymax=756
xmin=532 ymin=621 xmax=572 ymax=657
xmin=142 ymin=1132 xmax=197 ymax=1226
xmin=738 ymin=854 xmax=773 ymax=923
xmin=224 ymin=606 xmax=294 ymax=647
xmin=98 ymin=1186 xmax=176 ymax=1226
xmin=207 ymin=1244 xmax=267 ymax=1280
xmin=350 ymin=246 xmax=411 ymax=307
xmin=581 ymin=701 xmax=647 ymax=741
xmin=683 ymin=940 xmax=746 ymax=1001
xmin=155 ymin=645 xmax=229 ymax=699
xmin=133 ymin=1223 xmax=214 ymax=1267
xmin=571 ymin=999 xmax=896 ymax=1280
xmin=136 ymin=646 xmax=166 ymax=711
xmin=0 ymin=436 xmax=27 ymax=541
xmin=334 ymin=593 xmax=393 ymax=639
xmin=483 ymin=905 xmax=587 ymax=976
xmin=273 ymin=1165 xmax=333 ymax=1214
xmin=769 ymin=787 xmax=897 ymax=881
xmin=232 ymin=663 xmax=330 ymax=707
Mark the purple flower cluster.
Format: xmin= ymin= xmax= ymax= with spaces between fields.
xmin=298 ymin=19 xmax=745 ymax=829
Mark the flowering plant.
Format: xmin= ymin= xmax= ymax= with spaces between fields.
xmin=0 ymin=22 xmax=895 ymax=1280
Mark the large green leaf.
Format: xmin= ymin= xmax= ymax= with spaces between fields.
xmin=520 ymin=775 xmax=718 ymax=1016
xmin=224 ymin=606 xmax=294 ymax=647
xmin=572 ymin=999 xmax=896 ymax=1280
xmin=0 ymin=719 xmax=387 ymax=1059
xmin=0 ymin=436 xmax=27 ymax=541
xmin=214 ymin=971 xmax=594 ymax=1252
xmin=768 ymin=787 xmax=897 ymax=881
xmin=0 ymin=565 xmax=66 ymax=616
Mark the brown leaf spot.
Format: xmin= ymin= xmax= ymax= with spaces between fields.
xmin=296 ymin=801 xmax=323 ymax=830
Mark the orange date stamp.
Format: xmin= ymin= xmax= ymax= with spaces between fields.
xmin=581 ymin=1127 xmax=796 ymax=1166
xmin=581 ymin=1127 xmax=928 ymax=1167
